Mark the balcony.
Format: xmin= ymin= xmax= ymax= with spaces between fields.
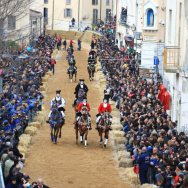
xmin=164 ymin=46 xmax=180 ymax=73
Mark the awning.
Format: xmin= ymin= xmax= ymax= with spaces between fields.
xmin=124 ymin=35 xmax=134 ymax=48
xmin=124 ymin=35 xmax=134 ymax=42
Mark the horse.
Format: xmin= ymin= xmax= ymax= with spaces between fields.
xmin=67 ymin=64 xmax=77 ymax=82
xmin=97 ymin=112 xmax=112 ymax=148
xmin=49 ymin=106 xmax=63 ymax=144
xmin=75 ymin=107 xmax=91 ymax=147
xmin=87 ymin=63 xmax=95 ymax=81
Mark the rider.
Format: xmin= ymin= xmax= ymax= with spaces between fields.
xmin=73 ymin=79 xmax=89 ymax=106
xmin=76 ymin=98 xmax=92 ymax=130
xmin=96 ymin=98 xmax=112 ymax=130
xmin=89 ymin=49 xmax=96 ymax=59
xmin=48 ymin=90 xmax=66 ymax=123
xmin=77 ymin=98 xmax=91 ymax=112
xmin=67 ymin=55 xmax=77 ymax=74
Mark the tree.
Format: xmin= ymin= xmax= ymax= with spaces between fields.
xmin=0 ymin=0 xmax=30 ymax=22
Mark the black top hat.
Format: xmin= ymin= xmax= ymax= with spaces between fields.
xmin=56 ymin=90 xmax=61 ymax=94
xmin=79 ymin=79 xmax=85 ymax=82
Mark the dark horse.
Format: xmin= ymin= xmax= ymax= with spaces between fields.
xmin=75 ymin=107 xmax=91 ymax=147
xmin=97 ymin=112 xmax=112 ymax=148
xmin=49 ymin=105 xmax=63 ymax=144
xmin=87 ymin=63 xmax=95 ymax=81
xmin=67 ymin=64 xmax=77 ymax=82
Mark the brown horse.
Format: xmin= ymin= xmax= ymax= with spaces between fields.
xmin=97 ymin=112 xmax=112 ymax=148
xmin=75 ymin=107 xmax=91 ymax=147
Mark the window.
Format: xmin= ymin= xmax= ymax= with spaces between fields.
xmin=93 ymin=9 xmax=98 ymax=24
xmin=66 ymin=0 xmax=71 ymax=5
xmin=92 ymin=0 xmax=98 ymax=5
xmin=44 ymin=0 xmax=48 ymax=4
xmin=106 ymin=9 xmax=111 ymax=21
xmin=106 ymin=0 xmax=110 ymax=6
xmin=8 ymin=16 xmax=16 ymax=30
xmin=64 ymin=9 xmax=72 ymax=18
xmin=147 ymin=9 xmax=154 ymax=27
xmin=44 ymin=8 xmax=48 ymax=23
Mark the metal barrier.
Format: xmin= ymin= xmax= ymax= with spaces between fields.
xmin=0 ymin=164 xmax=5 ymax=188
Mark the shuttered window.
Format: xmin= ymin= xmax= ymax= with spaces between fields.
xmin=64 ymin=9 xmax=72 ymax=18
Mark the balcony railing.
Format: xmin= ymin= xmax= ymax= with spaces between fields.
xmin=164 ymin=46 xmax=180 ymax=73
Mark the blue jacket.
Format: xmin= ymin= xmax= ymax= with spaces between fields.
xmin=137 ymin=152 xmax=150 ymax=171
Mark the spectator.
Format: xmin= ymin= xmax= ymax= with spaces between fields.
xmin=77 ymin=38 xmax=82 ymax=51
xmin=33 ymin=178 xmax=49 ymax=188
xmin=50 ymin=56 xmax=56 ymax=75
xmin=63 ymin=39 xmax=67 ymax=50
xmin=71 ymin=18 xmax=75 ymax=27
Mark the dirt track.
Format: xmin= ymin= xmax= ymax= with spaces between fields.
xmin=24 ymin=44 xmax=131 ymax=188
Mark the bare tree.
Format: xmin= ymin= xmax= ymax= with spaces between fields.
xmin=0 ymin=0 xmax=31 ymax=22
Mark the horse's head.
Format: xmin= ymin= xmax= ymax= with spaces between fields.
xmin=81 ymin=106 xmax=88 ymax=116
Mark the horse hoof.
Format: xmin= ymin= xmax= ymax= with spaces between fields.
xmin=59 ymin=135 xmax=61 ymax=138
xmin=80 ymin=141 xmax=83 ymax=144
xmin=104 ymin=144 xmax=107 ymax=148
xmin=100 ymin=142 xmax=103 ymax=145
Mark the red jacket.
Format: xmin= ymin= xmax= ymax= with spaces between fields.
xmin=98 ymin=103 xmax=112 ymax=113
xmin=51 ymin=59 xmax=56 ymax=65
xmin=77 ymin=102 xmax=90 ymax=112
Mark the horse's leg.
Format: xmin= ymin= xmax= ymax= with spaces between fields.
xmin=99 ymin=130 xmax=103 ymax=145
xmin=84 ymin=131 xmax=88 ymax=147
xmin=80 ymin=133 xmax=83 ymax=144
xmin=70 ymin=73 xmax=73 ymax=82
xmin=92 ymin=70 xmax=94 ymax=80
xmin=75 ymin=124 xmax=78 ymax=144
xmin=54 ymin=128 xmax=57 ymax=144
xmin=75 ymin=73 xmax=77 ymax=82
xmin=104 ymin=130 xmax=109 ymax=148
xmin=50 ymin=127 xmax=53 ymax=142
xmin=59 ymin=125 xmax=62 ymax=138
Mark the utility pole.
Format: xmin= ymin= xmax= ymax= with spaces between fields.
xmin=78 ymin=0 xmax=80 ymax=31
xmin=100 ymin=0 xmax=102 ymax=21
xmin=51 ymin=0 xmax=55 ymax=35
xmin=111 ymin=0 xmax=114 ymax=21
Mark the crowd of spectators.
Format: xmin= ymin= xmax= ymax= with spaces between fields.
xmin=97 ymin=30 xmax=188 ymax=187
xmin=0 ymin=35 xmax=54 ymax=187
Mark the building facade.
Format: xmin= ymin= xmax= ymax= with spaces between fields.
xmin=2 ymin=0 xmax=44 ymax=45
xmin=44 ymin=0 xmax=115 ymax=31
xmin=163 ymin=0 xmax=188 ymax=133
xmin=115 ymin=0 xmax=188 ymax=132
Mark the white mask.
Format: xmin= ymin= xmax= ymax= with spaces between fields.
xmin=104 ymin=100 xmax=107 ymax=104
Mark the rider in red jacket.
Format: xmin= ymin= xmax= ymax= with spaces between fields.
xmin=77 ymin=99 xmax=91 ymax=112
xmin=96 ymin=98 xmax=112 ymax=130
xmin=76 ymin=98 xmax=92 ymax=130
xmin=98 ymin=98 xmax=112 ymax=113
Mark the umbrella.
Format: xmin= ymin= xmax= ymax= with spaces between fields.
xmin=18 ymin=54 xmax=29 ymax=59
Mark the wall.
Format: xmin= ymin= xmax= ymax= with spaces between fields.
xmin=45 ymin=0 xmax=114 ymax=31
